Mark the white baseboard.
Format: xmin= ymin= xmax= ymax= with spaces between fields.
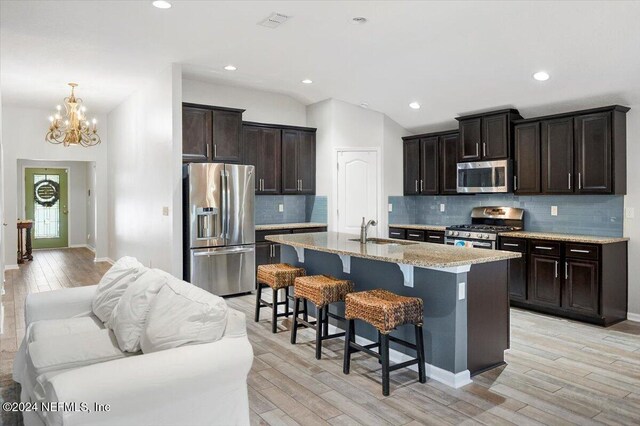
xmin=327 ymin=324 xmax=472 ymax=389
xmin=4 ymin=264 xmax=19 ymax=271
xmin=94 ymin=257 xmax=114 ymax=264
xmin=68 ymin=244 xmax=89 ymax=249
xmin=86 ymin=245 xmax=96 ymax=253
xmin=627 ymin=312 xmax=640 ymax=322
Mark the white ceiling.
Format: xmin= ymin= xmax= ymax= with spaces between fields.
xmin=2 ymin=1 xmax=640 ymax=132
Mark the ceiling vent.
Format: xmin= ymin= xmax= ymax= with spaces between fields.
xmin=258 ymin=12 xmax=291 ymax=29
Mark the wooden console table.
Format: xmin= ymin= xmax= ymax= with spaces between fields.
xmin=17 ymin=220 xmax=34 ymax=264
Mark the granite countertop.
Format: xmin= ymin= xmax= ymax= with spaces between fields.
xmin=256 ymin=222 xmax=327 ymax=231
xmin=267 ymin=231 xmax=520 ymax=269
xmin=389 ymin=224 xmax=447 ymax=231
xmin=499 ymin=231 xmax=628 ymax=244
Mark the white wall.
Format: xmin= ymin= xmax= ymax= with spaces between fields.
xmin=107 ymin=64 xmax=182 ymax=275
xmin=1 ymin=106 xmax=109 ymax=267
xmin=17 ymin=160 xmax=89 ymax=247
xmin=623 ymin=105 xmax=640 ymax=319
xmin=182 ymin=79 xmax=307 ymax=127
xmin=307 ymin=99 xmax=409 ymax=235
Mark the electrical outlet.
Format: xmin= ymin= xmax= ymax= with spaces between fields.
xmin=626 ymin=207 xmax=635 ymax=219
xmin=551 ymin=206 xmax=558 ymax=216
xmin=458 ymin=282 xmax=466 ymax=300
xmin=440 ymin=203 xmax=446 ymax=212
xmin=278 ymin=204 xmax=284 ymax=213
xmin=162 ymin=206 xmax=169 ymax=216
xmin=388 ymin=203 xmax=393 ymax=212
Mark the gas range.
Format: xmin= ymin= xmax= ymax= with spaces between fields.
xmin=445 ymin=207 xmax=524 ymax=249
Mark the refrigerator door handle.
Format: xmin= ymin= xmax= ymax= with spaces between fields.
xmin=193 ymin=246 xmax=255 ymax=257
xmin=224 ymin=171 xmax=231 ymax=240
xmin=221 ymin=170 xmax=229 ymax=240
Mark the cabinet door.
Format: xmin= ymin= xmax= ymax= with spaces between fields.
xmin=281 ymin=130 xmax=299 ymax=194
xmin=542 ymin=117 xmax=574 ymax=193
xmin=272 ymin=243 xmax=282 ymax=264
xmin=403 ymin=139 xmax=421 ymax=195
xmin=528 ymin=254 xmax=562 ymax=307
xmin=459 ymin=118 xmax=482 ymax=161
xmin=564 ymin=259 xmax=599 ymax=316
xmin=575 ymin=112 xmax=612 ymax=193
xmin=298 ymin=131 xmax=316 ymax=194
xmin=420 ymin=137 xmax=439 ymax=194
xmin=258 ymin=128 xmax=282 ymax=194
xmin=182 ymin=107 xmax=212 ymax=162
xmin=482 ymin=113 xmax=509 ymax=160
xmin=211 ymin=109 xmax=242 ymax=162
xmin=255 ymin=242 xmax=272 ymax=272
xmin=514 ymin=122 xmax=541 ymax=194
xmin=242 ymin=126 xmax=260 ymax=191
xmin=439 ymin=133 xmax=459 ymax=194
xmin=508 ymin=257 xmax=527 ymax=301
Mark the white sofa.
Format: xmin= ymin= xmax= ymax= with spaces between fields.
xmin=13 ymin=279 xmax=254 ymax=426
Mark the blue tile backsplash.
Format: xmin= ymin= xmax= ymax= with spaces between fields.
xmin=256 ymin=195 xmax=328 ymax=225
xmin=389 ymin=194 xmax=624 ymax=237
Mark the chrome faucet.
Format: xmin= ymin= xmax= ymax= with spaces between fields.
xmin=360 ymin=217 xmax=377 ymax=243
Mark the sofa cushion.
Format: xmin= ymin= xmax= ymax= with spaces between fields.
xmin=92 ymin=257 xmax=146 ymax=322
xmin=223 ymin=308 xmax=247 ymax=339
xmin=28 ymin=315 xmax=104 ymax=344
xmin=140 ymin=277 xmax=229 ymax=353
xmin=108 ymin=268 xmax=168 ymax=352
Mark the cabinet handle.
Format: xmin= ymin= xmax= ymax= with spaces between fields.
xmin=570 ymin=249 xmax=590 ymax=254
xmin=420 ymin=179 xmax=424 ymax=192
xmin=513 ymin=176 xmax=518 ymax=191
xmin=206 ymin=144 xmax=210 ymax=158
xmin=415 ymin=180 xmax=418 ymax=192
xmin=390 ymin=232 xmax=401 ymax=236
xmin=565 ymin=261 xmax=568 ymax=279
xmin=428 ymin=235 xmax=441 ymax=239
xmin=578 ymin=172 xmax=582 ymax=190
xmin=568 ymin=173 xmax=572 ymax=190
xmin=555 ymin=261 xmax=558 ymax=278
xmin=475 ymin=142 xmax=479 ymax=157
xmin=503 ymin=243 xmax=519 ymax=247
xmin=300 ymin=179 xmax=303 ymax=191
xmin=483 ymin=142 xmax=487 ymax=157
xmin=535 ymin=246 xmax=554 ymax=250
xmin=408 ymin=233 xmax=421 ymax=238
xmin=214 ymin=144 xmax=217 ymax=158
xmin=262 ymin=179 xmax=265 ymax=191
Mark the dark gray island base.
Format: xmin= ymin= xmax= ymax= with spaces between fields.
xmin=268 ymin=232 xmax=519 ymax=388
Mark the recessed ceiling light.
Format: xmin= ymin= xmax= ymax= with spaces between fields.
xmin=352 ymin=17 xmax=368 ymax=24
xmin=224 ymin=65 xmax=237 ymax=71
xmin=533 ymin=71 xmax=550 ymax=81
xmin=301 ymin=79 xmax=313 ymax=84
xmin=152 ymin=1 xmax=172 ymax=9
xmin=409 ymin=102 xmax=421 ymax=110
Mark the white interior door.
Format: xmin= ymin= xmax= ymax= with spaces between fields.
xmin=337 ymin=150 xmax=378 ymax=236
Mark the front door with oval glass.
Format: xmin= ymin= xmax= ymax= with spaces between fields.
xmin=25 ymin=168 xmax=69 ymax=249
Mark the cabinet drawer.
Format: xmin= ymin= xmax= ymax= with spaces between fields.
xmin=426 ymin=231 xmax=445 ymax=244
xmin=565 ymin=243 xmax=599 ymax=260
xmin=530 ymin=240 xmax=561 ymax=256
xmin=292 ymin=227 xmax=327 ymax=234
xmin=406 ymin=230 xmax=425 ymax=241
xmin=499 ymin=237 xmax=526 ymax=253
xmin=388 ymin=228 xmax=407 ymax=239
xmin=256 ymin=229 xmax=292 ymax=243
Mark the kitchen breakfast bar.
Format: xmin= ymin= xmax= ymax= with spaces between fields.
xmin=266 ymin=231 xmax=521 ymax=388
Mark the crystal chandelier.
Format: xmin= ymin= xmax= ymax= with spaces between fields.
xmin=46 ymin=83 xmax=101 ymax=147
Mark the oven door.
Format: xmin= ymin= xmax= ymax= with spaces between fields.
xmin=445 ymin=238 xmax=495 ymax=250
xmin=457 ymin=159 xmax=511 ymax=193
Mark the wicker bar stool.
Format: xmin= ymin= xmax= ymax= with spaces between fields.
xmin=343 ymin=289 xmax=426 ymax=396
xmin=290 ymin=275 xmax=354 ymax=359
xmin=255 ymin=263 xmax=306 ymax=333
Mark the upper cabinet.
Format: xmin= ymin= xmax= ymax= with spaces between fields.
xmin=516 ymin=105 xmax=628 ymax=195
xmin=182 ymin=103 xmax=245 ymax=164
xmin=282 ymin=129 xmax=316 ymax=194
xmin=402 ymin=131 xmax=459 ymax=196
xmin=242 ymin=125 xmax=281 ymax=194
xmin=456 ymin=109 xmax=522 ymax=162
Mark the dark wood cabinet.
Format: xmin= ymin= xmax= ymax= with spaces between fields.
xmin=256 ymin=227 xmax=326 ymax=270
xmin=439 ymin=133 xmax=459 ymax=194
xmin=282 ymin=129 xmax=316 ymax=195
xmin=182 ymin=106 xmax=212 ymax=162
xmin=564 ymin=258 xmax=599 ymax=316
xmin=387 ymin=227 xmax=444 ymax=244
xmin=575 ymin=112 xmax=611 ymax=193
xmin=456 ymin=109 xmax=521 ymax=162
xmin=499 ymin=238 xmax=527 ymax=301
xmin=182 ymin=103 xmax=244 ymax=164
xmin=513 ymin=122 xmax=541 ymax=194
xmin=242 ymin=125 xmax=281 ymax=194
xmin=528 ymin=254 xmax=562 ymax=308
xmin=541 ymin=117 xmax=574 ymax=193
xmin=403 ymin=131 xmax=459 ymax=195
xmin=388 ymin=227 xmax=406 ymax=239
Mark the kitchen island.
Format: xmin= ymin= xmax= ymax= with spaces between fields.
xmin=267 ymin=231 xmax=521 ymax=388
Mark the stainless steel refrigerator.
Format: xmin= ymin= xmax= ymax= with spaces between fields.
xmin=183 ymin=163 xmax=255 ymax=296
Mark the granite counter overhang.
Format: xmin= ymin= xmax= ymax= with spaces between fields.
xmin=499 ymin=231 xmax=628 ymax=244
xmin=267 ymin=231 xmax=520 ymax=269
xmin=256 ymin=222 xmax=327 ymax=231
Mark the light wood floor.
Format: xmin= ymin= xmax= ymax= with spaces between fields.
xmin=2 ymin=249 xmax=640 ymax=425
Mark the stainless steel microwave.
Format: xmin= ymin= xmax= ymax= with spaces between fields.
xmin=457 ymin=159 xmax=511 ymax=193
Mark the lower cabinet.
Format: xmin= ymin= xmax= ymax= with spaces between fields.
xmin=506 ymin=238 xmax=628 ymax=326
xmin=255 ymin=227 xmax=327 ymax=272
xmin=388 ymin=227 xmax=444 ymax=244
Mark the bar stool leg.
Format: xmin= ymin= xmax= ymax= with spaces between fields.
xmin=415 ymin=324 xmax=426 ymax=383
xmin=291 ymin=297 xmax=300 ymax=344
xmin=303 ymin=299 xmax=309 ymax=322
xmin=380 ymin=333 xmax=390 ymax=396
xmin=322 ymin=306 xmax=329 ymax=338
xmin=254 ymin=283 xmax=263 ymax=322
xmin=315 ymin=305 xmax=323 ymax=359
xmin=343 ymin=319 xmax=354 ymax=374
xmin=272 ymin=288 xmax=279 ymax=334
xmin=377 ymin=331 xmax=383 ymax=364
xmin=284 ymin=288 xmax=292 ymax=317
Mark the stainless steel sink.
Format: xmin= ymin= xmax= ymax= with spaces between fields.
xmin=348 ymin=238 xmax=417 ymax=246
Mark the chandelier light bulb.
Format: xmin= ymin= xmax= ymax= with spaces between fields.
xmin=48 ymin=116 xmax=54 ymax=122
xmin=92 ymin=118 xmax=97 ymax=124
xmin=81 ymin=106 xmax=87 ymax=112
xmin=64 ymin=120 xmax=69 ymax=125
xmin=56 ymin=105 xmax=61 ymax=111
